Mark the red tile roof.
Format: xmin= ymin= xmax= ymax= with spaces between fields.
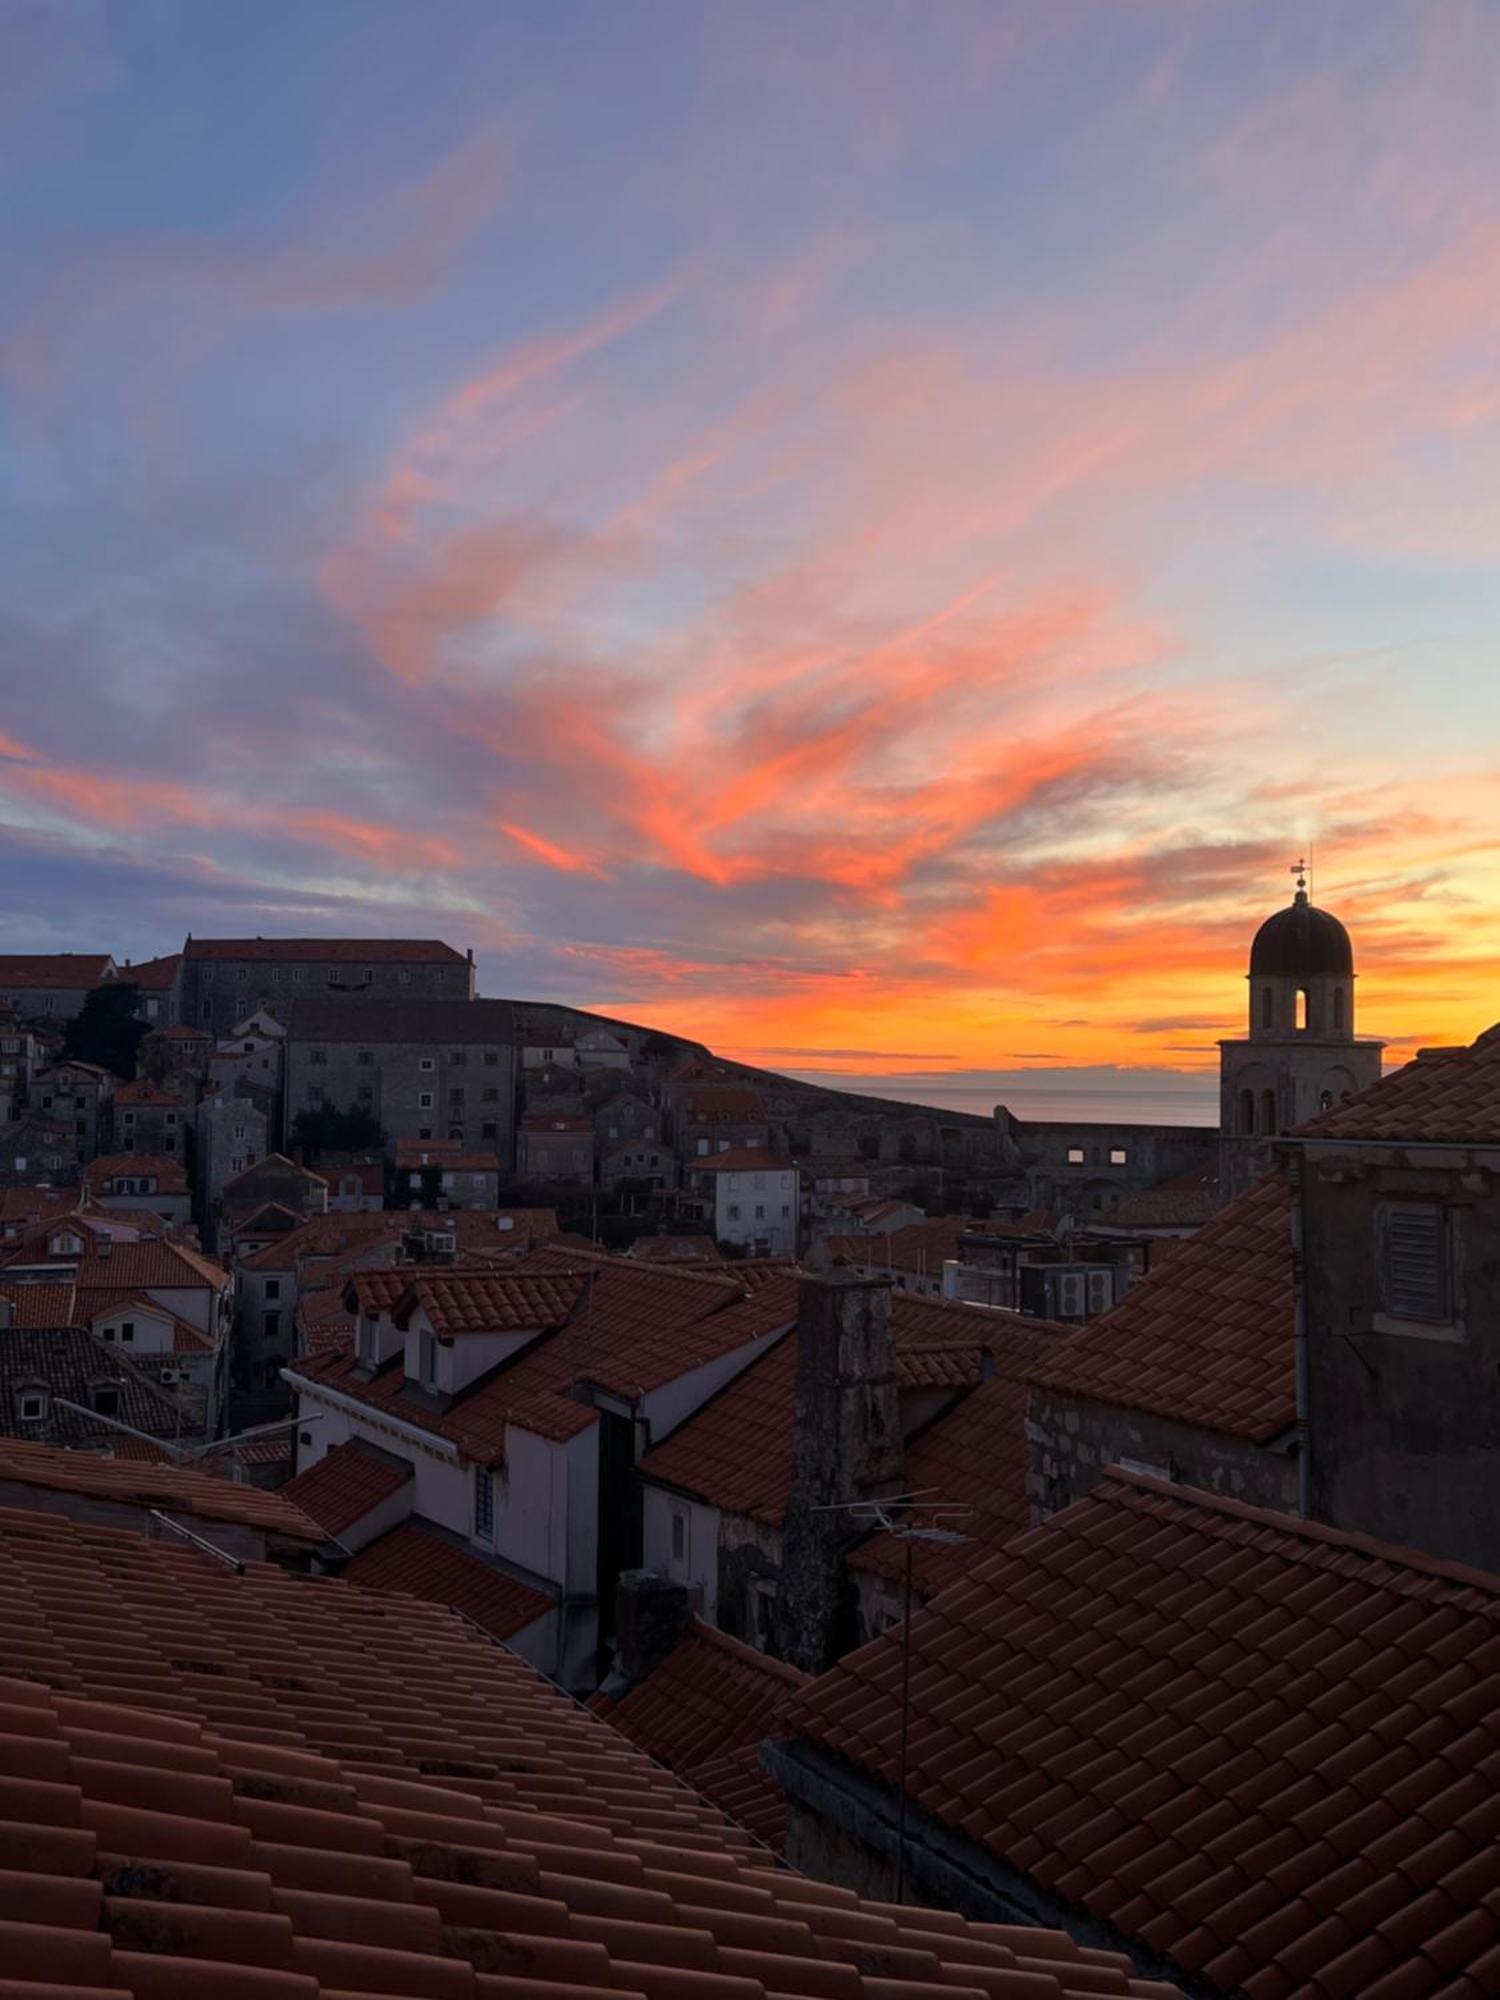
xmin=0 ymin=1278 xmax=79 ymax=1327
xmin=0 ymin=1436 xmax=322 ymax=1540
xmin=159 ymin=1022 xmax=210 ymax=1039
xmin=119 ymin=952 xmax=182 ymax=990
xmin=0 ymin=952 xmax=114 ymax=989
xmin=82 ymin=1153 xmax=190 ymax=1195
xmin=593 ymin=1618 xmax=809 ymax=1849
xmin=280 ymin=1440 xmax=413 ymax=1535
xmin=683 ymin=1087 xmax=768 ymax=1121
xmin=343 ymin=1521 xmax=553 ymax=1639
xmin=640 ymin=1290 xmax=1034 ymax=1529
xmin=519 ymin=1108 xmax=594 ymax=1132
xmin=293 ymin=1261 xmax=791 ymax=1465
xmin=0 ymin=1188 xmax=77 ymax=1231
xmin=691 ymin=1145 xmax=794 ymax=1173
xmin=185 ymin=935 xmax=467 ymax=962
xmin=398 ymin=1268 xmax=586 ymax=1336
xmin=1027 ymin=1175 xmax=1295 ymax=1441
xmin=0 ymin=1504 xmax=1175 ymax=2000
xmin=1296 ymin=1022 xmax=1500 ymax=1143
xmin=787 ymin=1468 xmax=1500 ymax=2000
xmin=822 ymin=1215 xmax=966 ymax=1277
xmin=113 ymin=1078 xmax=185 ymax=1106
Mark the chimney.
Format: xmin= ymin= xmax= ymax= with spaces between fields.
xmin=600 ymin=1568 xmax=692 ymax=1698
xmin=0 ymin=1298 xmax=11 ymax=1330
xmin=778 ymin=1269 xmax=902 ymax=1674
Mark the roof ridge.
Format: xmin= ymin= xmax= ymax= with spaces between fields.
xmin=687 ymin=1614 xmax=810 ymax=1686
xmin=1096 ymin=1466 xmax=1500 ymax=1601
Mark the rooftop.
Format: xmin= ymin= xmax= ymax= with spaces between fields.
xmin=785 ymin=1468 xmax=1500 ymax=2000
xmin=1026 ymin=1175 xmax=1295 ymax=1442
xmin=0 ymin=1502 xmax=1176 ymax=2000
xmin=683 ymin=1086 xmax=768 ymax=1120
xmin=292 ymin=1258 xmax=789 ymax=1465
xmin=82 ymin=1153 xmax=190 ymax=1194
xmin=593 ymin=1617 xmax=810 ymax=1850
xmin=343 ymin=1520 xmax=554 ymax=1640
xmin=1295 ymin=1020 xmax=1500 ymax=1144
xmin=280 ymin=1438 xmax=413 ymax=1536
xmin=822 ymin=1215 xmax=967 ymax=1277
xmin=692 ymin=1145 xmax=794 ymax=1174
xmin=0 ymin=1435 xmax=322 ymax=1541
xmin=0 ymin=952 xmax=115 ymax=989
xmin=185 ymin=935 xmax=468 ymax=962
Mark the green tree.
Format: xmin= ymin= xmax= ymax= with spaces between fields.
xmin=289 ymin=1102 xmax=387 ymax=1158
xmin=62 ymin=982 xmax=149 ymax=1079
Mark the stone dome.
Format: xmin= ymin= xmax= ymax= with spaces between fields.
xmin=1249 ymin=891 xmax=1354 ymax=979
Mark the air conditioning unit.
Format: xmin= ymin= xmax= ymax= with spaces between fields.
xmin=1053 ymin=1272 xmax=1086 ymax=1318
xmin=158 ymin=1366 xmax=184 ymax=1386
xmin=423 ymin=1230 xmax=457 ymax=1254
xmin=1085 ymin=1267 xmax=1116 ymax=1316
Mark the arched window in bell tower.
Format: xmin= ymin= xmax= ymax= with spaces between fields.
xmin=1296 ymin=988 xmax=1308 ymax=1031
xmin=1261 ymin=1088 xmax=1277 ymax=1136
xmin=1332 ymin=986 xmax=1345 ymax=1032
xmin=1239 ymin=1088 xmax=1255 ymax=1135
xmin=1261 ymin=986 xmax=1274 ymax=1030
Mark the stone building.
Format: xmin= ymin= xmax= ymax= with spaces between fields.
xmin=1026 ymin=1173 xmax=1298 ymax=1521
xmin=194 ymin=1090 xmax=271 ymax=1242
xmin=32 ymin=1060 xmax=114 ymax=1163
xmin=516 ymin=1109 xmax=594 ymax=1183
xmin=283 ymin=997 xmax=516 ymax=1162
xmin=1291 ymin=1021 xmax=1500 ymax=1570
xmin=113 ymin=1078 xmax=190 ymax=1159
xmin=181 ymin=936 xmax=475 ymax=1036
xmin=1219 ymin=865 xmax=1384 ymax=1202
xmin=0 ymin=954 xmax=116 ymax=1022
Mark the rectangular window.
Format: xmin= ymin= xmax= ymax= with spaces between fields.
xmin=419 ymin=1092 xmax=434 ymax=1109
xmin=1110 ymin=1147 xmax=1128 ymax=1166
xmin=356 ymin=1050 xmax=375 ymax=1066
xmin=357 ymin=1084 xmax=373 ymax=1103
xmin=1067 ymin=1147 xmax=1086 ymax=1165
xmin=419 ymin=1056 xmax=435 ymax=1071
xmin=264 ymin=1311 xmax=280 ymax=1339
xmin=481 ymin=1122 xmax=497 ymax=1140
xmin=309 ymin=1049 xmax=326 ymax=1065
xmin=1380 ymin=1204 xmax=1452 ymax=1322
xmin=483 ymin=1051 xmax=499 ymax=1066
xmin=755 ymin=1204 xmax=765 ymax=1220
xmin=671 ymin=1507 xmax=687 ymax=1563
xmin=727 ymin=1203 xmax=741 ymax=1221
xmin=419 ymin=1331 xmax=437 ymax=1387
xmin=449 ymin=1051 xmax=466 ymax=1066
xmin=483 ymin=1088 xmax=500 ymax=1103
xmin=291 ymin=967 xmax=305 ymax=983
xmin=119 ymin=1321 xmax=133 ymax=1344
xmin=474 ymin=1469 xmax=494 ymax=1539
xmin=19 ymin=1393 xmax=45 ymax=1422
xmin=449 ymin=1087 xmax=465 ymax=1105
xmin=264 ymin=1279 xmax=281 ymax=1300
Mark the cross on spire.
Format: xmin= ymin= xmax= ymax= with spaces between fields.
xmin=1290 ymin=856 xmax=1308 ymax=897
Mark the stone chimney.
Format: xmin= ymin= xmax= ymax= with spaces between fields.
xmin=778 ymin=1269 xmax=902 ymax=1674
xmin=599 ymin=1568 xmax=692 ymax=1698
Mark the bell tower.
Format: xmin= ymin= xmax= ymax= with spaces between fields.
xmin=1219 ymin=862 xmax=1384 ymax=1201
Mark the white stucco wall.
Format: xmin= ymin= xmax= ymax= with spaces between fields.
xmin=641 ymin=1322 xmax=794 ymax=1446
xmin=641 ymin=1483 xmax=720 ymax=1622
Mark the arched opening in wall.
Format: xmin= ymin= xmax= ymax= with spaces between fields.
xmin=1239 ymin=1088 xmax=1256 ymax=1135
xmin=1261 ymin=1088 xmax=1277 ymax=1136
xmin=1296 ymin=989 xmax=1308 ymax=1031
xmin=1333 ymin=987 xmax=1345 ymax=1032
xmin=1261 ymin=987 xmax=1274 ymax=1030
xmin=1319 ymin=1090 xmax=1334 ymax=1111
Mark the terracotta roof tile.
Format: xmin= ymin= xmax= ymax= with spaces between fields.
xmin=0 ymin=1436 xmax=321 ymax=1541
xmin=821 ymin=1217 xmax=966 ymax=1278
xmin=342 ymin=1521 xmax=553 ymax=1640
xmin=786 ymin=1470 xmax=1500 ymax=1998
xmin=399 ymin=1269 xmax=587 ymax=1337
xmin=1026 ymin=1176 xmax=1295 ymax=1442
xmin=1295 ymin=1024 xmax=1500 ymax=1144
xmin=82 ymin=1155 xmax=189 ymax=1195
xmin=0 ymin=954 xmax=114 ymax=990
xmin=279 ymin=1441 xmax=412 ymax=1536
xmin=184 ymin=937 xmax=467 ymax=963
xmin=290 ymin=1263 xmax=791 ymax=1467
xmin=592 ymin=1618 xmax=807 ymax=1849
xmin=0 ymin=1505 xmax=1146 ymax=2000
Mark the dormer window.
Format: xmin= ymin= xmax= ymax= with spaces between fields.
xmin=49 ymin=1232 xmax=83 ymax=1257
xmin=418 ymin=1331 xmax=438 ymax=1389
xmin=16 ymin=1389 xmax=48 ymax=1424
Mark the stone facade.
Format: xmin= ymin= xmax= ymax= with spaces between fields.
xmin=284 ymin=998 xmax=516 ymax=1164
xmin=1298 ymin=1137 xmax=1500 ymax=1571
xmin=1008 ymin=1116 xmax=1217 ymax=1218
xmin=195 ymin=1092 xmax=270 ymax=1244
xmin=777 ymin=1273 xmax=902 ymax=1674
xmin=1026 ymin=1387 xmax=1299 ymax=1523
xmin=183 ymin=939 xmax=474 ymax=1037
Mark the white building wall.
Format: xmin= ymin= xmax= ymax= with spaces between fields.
xmin=714 ymin=1168 xmax=799 ymax=1255
xmin=641 ymin=1484 xmax=720 ymax=1623
xmin=641 ymin=1325 xmax=794 ymax=1446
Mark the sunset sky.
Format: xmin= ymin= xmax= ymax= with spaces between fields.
xmin=3 ymin=1 xmax=1499 ymax=1106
